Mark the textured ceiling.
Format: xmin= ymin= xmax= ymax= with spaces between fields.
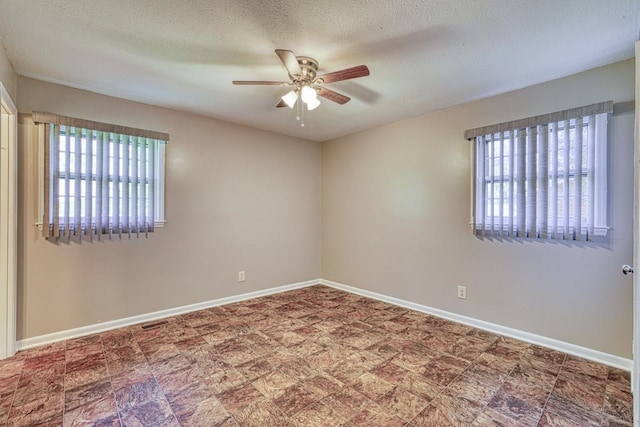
xmin=0 ymin=0 xmax=638 ymax=142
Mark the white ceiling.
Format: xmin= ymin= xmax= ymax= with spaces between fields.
xmin=0 ymin=1 xmax=638 ymax=142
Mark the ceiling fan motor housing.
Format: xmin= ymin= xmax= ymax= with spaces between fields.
xmin=294 ymin=56 xmax=318 ymax=82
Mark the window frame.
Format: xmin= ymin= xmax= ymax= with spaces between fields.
xmin=466 ymin=103 xmax=611 ymax=241
xmin=36 ymin=120 xmax=166 ymax=231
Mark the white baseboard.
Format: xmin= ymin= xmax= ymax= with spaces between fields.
xmin=16 ymin=279 xmax=320 ymax=351
xmin=17 ymin=277 xmax=632 ymax=372
xmin=320 ymin=279 xmax=633 ymax=372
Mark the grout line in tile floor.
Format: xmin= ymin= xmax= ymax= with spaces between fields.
xmin=0 ymin=284 xmax=632 ymax=426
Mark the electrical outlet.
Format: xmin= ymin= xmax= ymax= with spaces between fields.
xmin=239 ymin=271 xmax=245 ymax=282
xmin=457 ymin=286 xmax=467 ymax=300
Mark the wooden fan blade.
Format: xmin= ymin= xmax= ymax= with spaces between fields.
xmin=232 ymin=80 xmax=288 ymax=85
xmin=317 ymin=87 xmax=350 ymax=105
xmin=316 ymin=65 xmax=369 ymax=84
xmin=276 ymin=100 xmax=287 ymax=108
xmin=275 ymin=49 xmax=302 ymax=77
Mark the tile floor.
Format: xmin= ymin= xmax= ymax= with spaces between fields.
xmin=0 ymin=285 xmax=632 ymax=426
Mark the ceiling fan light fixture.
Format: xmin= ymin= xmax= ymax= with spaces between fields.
xmin=306 ymin=97 xmax=321 ymax=110
xmin=281 ymin=90 xmax=298 ymax=108
xmin=300 ymin=85 xmax=317 ymax=103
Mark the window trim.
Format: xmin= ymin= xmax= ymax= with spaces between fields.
xmin=35 ymin=115 xmax=167 ymax=231
xmin=466 ymin=103 xmax=611 ymax=240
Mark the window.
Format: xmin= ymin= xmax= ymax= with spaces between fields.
xmin=34 ymin=112 xmax=169 ymax=240
xmin=465 ymin=101 xmax=611 ymax=241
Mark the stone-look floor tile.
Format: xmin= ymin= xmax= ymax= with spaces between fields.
xmin=65 ymin=365 xmax=109 ymax=390
xmin=252 ymin=370 xmax=297 ymax=399
xmin=421 ymin=356 xmax=465 ymax=386
xmin=390 ymin=348 xmax=432 ymax=374
xmin=412 ymin=392 xmax=483 ymax=427
xmin=487 ymin=379 xmax=549 ymax=422
xmin=372 ymin=360 xmax=411 ymax=385
xmin=100 ymin=330 xmax=136 ymax=349
xmin=224 ymin=398 xmax=284 ymax=427
xmin=537 ymin=410 xmax=594 ymax=426
xmin=149 ymin=353 xmax=191 ymax=378
xmin=301 ymin=373 xmax=344 ymax=398
xmin=114 ymin=377 xmax=164 ymax=412
xmin=601 ymin=414 xmax=633 ymax=426
xmin=563 ymin=355 xmax=608 ymax=379
xmin=306 ymin=348 xmax=347 ymax=371
xmin=12 ymin=380 xmax=64 ymax=407
xmin=526 ymin=345 xmax=566 ymax=365
xmin=345 ymin=400 xmax=405 ymax=427
xmin=173 ymin=335 xmax=208 ymax=354
xmin=7 ymin=391 xmax=64 ymax=425
xmin=262 ymin=349 xmax=302 ymax=370
xmin=494 ymin=336 xmax=531 ymax=352
xmin=65 ymin=342 xmax=104 ymax=363
xmin=365 ymin=338 xmax=405 ymax=360
xmin=351 ymin=372 xmax=395 ymax=401
xmin=289 ymin=339 xmax=324 ymax=358
xmin=271 ymin=383 xmax=320 ymax=417
xmin=109 ymin=366 xmax=153 ymax=391
xmin=466 ymin=328 xmax=499 ymax=342
xmin=448 ymin=336 xmax=492 ymax=362
xmin=65 ymin=378 xmax=113 ymax=412
xmin=218 ymin=382 xmax=265 ymax=415
xmin=326 ymin=359 xmax=370 ymax=385
xmin=484 ymin=342 xmax=524 ymax=362
xmin=323 ymin=387 xmax=370 ymax=421
xmin=607 ymin=367 xmax=632 ymax=392
xmin=119 ymin=398 xmax=179 ymax=427
xmin=165 ymin=381 xmax=214 ymax=420
xmin=471 ymin=407 xmax=538 ymax=426
xmin=399 ymin=372 xmax=443 ymax=403
xmin=472 ymin=353 xmax=518 ymax=380
xmin=447 ymin=371 xmax=501 ymax=406
xmin=603 ymin=383 xmax=633 ymax=423
xmin=278 ymin=358 xmax=318 ymax=382
xmin=553 ymin=370 xmax=606 ymax=412
xmin=544 ymin=393 xmax=602 ymax=427
xmin=63 ymin=394 xmax=118 ymax=426
xmin=105 ymin=350 xmax=147 ymax=376
xmin=67 ymin=335 xmax=103 ymax=350
xmin=174 ymin=398 xmax=233 ymax=427
xmin=140 ymin=342 xmax=182 ymax=364
xmin=7 ymin=415 xmax=64 ymax=427
xmin=0 ymin=285 xmax=630 ymax=426
xmin=155 ymin=365 xmax=204 ymax=399
xmin=202 ymin=363 xmax=249 ymax=395
xmin=377 ymin=386 xmax=429 ymax=422
xmin=509 ymin=358 xmax=557 ymax=391
xmin=235 ymin=357 xmax=275 ymax=382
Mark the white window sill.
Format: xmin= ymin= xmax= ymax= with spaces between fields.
xmin=35 ymin=220 xmax=165 ymax=232
xmin=468 ymin=222 xmax=609 ymax=237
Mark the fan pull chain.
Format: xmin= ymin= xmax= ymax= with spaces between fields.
xmin=300 ymin=101 xmax=305 ymax=127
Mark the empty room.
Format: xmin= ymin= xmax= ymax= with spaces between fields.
xmin=0 ymin=1 xmax=639 ymax=426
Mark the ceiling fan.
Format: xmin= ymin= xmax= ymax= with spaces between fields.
xmin=232 ymin=49 xmax=370 ymax=112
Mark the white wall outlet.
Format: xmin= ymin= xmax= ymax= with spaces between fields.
xmin=238 ymin=271 xmax=245 ymax=282
xmin=457 ymin=285 xmax=467 ymax=300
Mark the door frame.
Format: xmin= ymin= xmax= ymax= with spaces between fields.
xmin=0 ymin=81 xmax=17 ymax=358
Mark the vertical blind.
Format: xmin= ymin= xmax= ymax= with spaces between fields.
xmin=34 ymin=112 xmax=169 ymax=240
xmin=464 ymin=101 xmax=611 ymax=241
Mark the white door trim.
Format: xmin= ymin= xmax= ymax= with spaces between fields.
xmin=0 ymin=81 xmax=17 ymax=359
xmin=632 ymin=40 xmax=640 ymax=426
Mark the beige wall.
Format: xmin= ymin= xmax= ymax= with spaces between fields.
xmin=322 ymin=59 xmax=635 ymax=358
xmin=13 ymin=59 xmax=636 ymax=359
xmin=16 ymin=77 xmax=322 ymax=339
xmin=0 ymin=39 xmax=16 ymax=100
